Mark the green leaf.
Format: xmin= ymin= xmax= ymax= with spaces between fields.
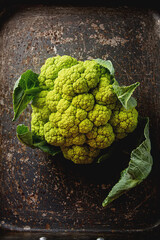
xmin=16 ymin=124 xmax=61 ymax=156
xmin=102 ymin=117 xmax=153 ymax=207
xmin=112 ymin=79 xmax=140 ymax=110
xmin=17 ymin=124 xmax=33 ymax=146
xmin=94 ymin=58 xmax=115 ymax=76
xmin=94 ymin=58 xmax=139 ymax=110
xmin=13 ymin=70 xmax=41 ymax=121
xmin=33 ymin=135 xmax=61 ymax=156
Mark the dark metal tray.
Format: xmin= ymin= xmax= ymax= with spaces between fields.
xmin=0 ymin=1 xmax=160 ymax=239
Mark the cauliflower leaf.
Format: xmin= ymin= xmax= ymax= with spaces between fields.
xmin=17 ymin=124 xmax=61 ymax=156
xmin=94 ymin=59 xmax=140 ymax=110
xmin=102 ymin=117 xmax=153 ymax=207
xmin=112 ymin=79 xmax=140 ymax=110
xmin=94 ymin=58 xmax=115 ymax=76
xmin=13 ymin=70 xmax=43 ymax=121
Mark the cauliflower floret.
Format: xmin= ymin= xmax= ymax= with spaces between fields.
xmin=61 ymin=145 xmax=100 ymax=164
xmin=31 ymin=106 xmax=50 ymax=122
xmin=93 ymin=76 xmax=117 ymax=109
xmin=87 ymin=124 xmax=115 ymax=149
xmin=46 ymin=89 xmax=61 ymax=112
xmin=59 ymin=125 xmax=79 ymax=138
xmin=88 ymin=104 xmax=112 ymax=126
xmin=31 ymin=113 xmax=45 ymax=139
xmin=72 ymin=93 xmax=95 ymax=111
xmin=31 ymin=90 xmax=51 ymax=138
xmin=76 ymin=108 xmax=88 ymax=121
xmin=82 ymin=60 xmax=101 ymax=89
xmin=54 ymin=60 xmax=101 ymax=98
xmin=56 ymin=99 xmax=71 ymax=113
xmin=110 ymin=104 xmax=138 ymax=139
xmin=55 ymin=64 xmax=84 ymax=96
xmin=44 ymin=122 xmax=65 ymax=146
xmin=79 ymin=119 xmax=93 ymax=133
xmin=49 ymin=112 xmax=62 ymax=128
xmin=64 ymin=134 xmax=86 ymax=147
xmin=38 ymin=55 xmax=78 ymax=88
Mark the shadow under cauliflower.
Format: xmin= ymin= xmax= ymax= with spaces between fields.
xmin=31 ymin=55 xmax=138 ymax=164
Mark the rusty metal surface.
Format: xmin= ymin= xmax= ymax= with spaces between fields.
xmin=0 ymin=2 xmax=160 ymax=238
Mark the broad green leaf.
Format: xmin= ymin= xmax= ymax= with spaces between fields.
xmin=13 ymin=70 xmax=41 ymax=121
xmin=112 ymin=79 xmax=140 ymax=110
xmin=128 ymin=118 xmax=152 ymax=180
xmin=102 ymin=117 xmax=153 ymax=207
xmin=94 ymin=59 xmax=115 ymax=76
xmin=16 ymin=124 xmax=61 ymax=156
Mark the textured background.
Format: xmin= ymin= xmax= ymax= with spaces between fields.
xmin=0 ymin=3 xmax=160 ymax=237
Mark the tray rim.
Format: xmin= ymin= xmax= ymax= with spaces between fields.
xmin=1 ymin=219 xmax=160 ymax=233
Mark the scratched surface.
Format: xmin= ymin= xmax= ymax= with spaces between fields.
xmin=0 ymin=4 xmax=160 ymax=235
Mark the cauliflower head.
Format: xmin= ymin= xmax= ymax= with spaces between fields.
xmin=31 ymin=55 xmax=138 ymax=164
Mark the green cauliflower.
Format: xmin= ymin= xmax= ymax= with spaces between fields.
xmin=31 ymin=55 xmax=138 ymax=164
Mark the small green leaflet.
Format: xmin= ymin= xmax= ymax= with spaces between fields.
xmin=102 ymin=117 xmax=153 ymax=207
xmin=94 ymin=58 xmax=140 ymax=110
xmin=112 ymin=79 xmax=140 ymax=110
xmin=17 ymin=124 xmax=33 ymax=146
xmin=12 ymin=70 xmax=42 ymax=121
xmin=94 ymin=58 xmax=115 ymax=76
xmin=17 ymin=124 xmax=61 ymax=156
